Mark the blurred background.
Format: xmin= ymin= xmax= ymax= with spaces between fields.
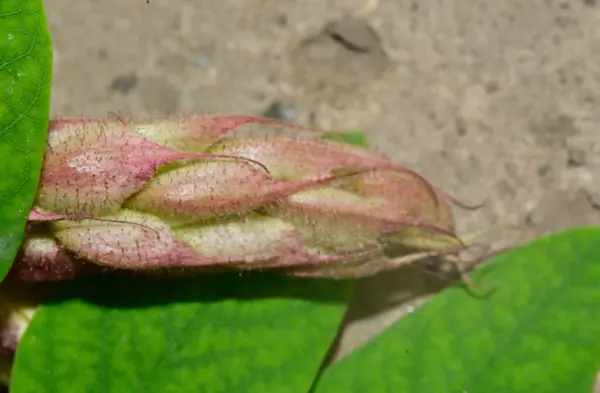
xmin=46 ymin=0 xmax=600 ymax=360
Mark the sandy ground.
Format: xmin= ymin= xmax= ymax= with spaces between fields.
xmin=45 ymin=0 xmax=600 ymax=380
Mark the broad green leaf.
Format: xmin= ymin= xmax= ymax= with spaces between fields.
xmin=321 ymin=130 xmax=370 ymax=148
xmin=0 ymin=0 xmax=52 ymax=280
xmin=11 ymin=273 xmax=352 ymax=393
xmin=315 ymin=227 xmax=600 ymax=393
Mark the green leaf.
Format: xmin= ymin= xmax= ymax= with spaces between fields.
xmin=0 ymin=0 xmax=52 ymax=280
xmin=320 ymin=130 xmax=370 ymax=148
xmin=315 ymin=227 xmax=600 ymax=393
xmin=11 ymin=273 xmax=352 ymax=393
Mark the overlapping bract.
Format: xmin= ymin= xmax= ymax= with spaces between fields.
xmin=13 ymin=115 xmax=467 ymax=281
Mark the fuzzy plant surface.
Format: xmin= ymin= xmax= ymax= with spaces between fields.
xmin=0 ymin=0 xmax=52 ymax=280
xmin=14 ymin=115 xmax=472 ymax=282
